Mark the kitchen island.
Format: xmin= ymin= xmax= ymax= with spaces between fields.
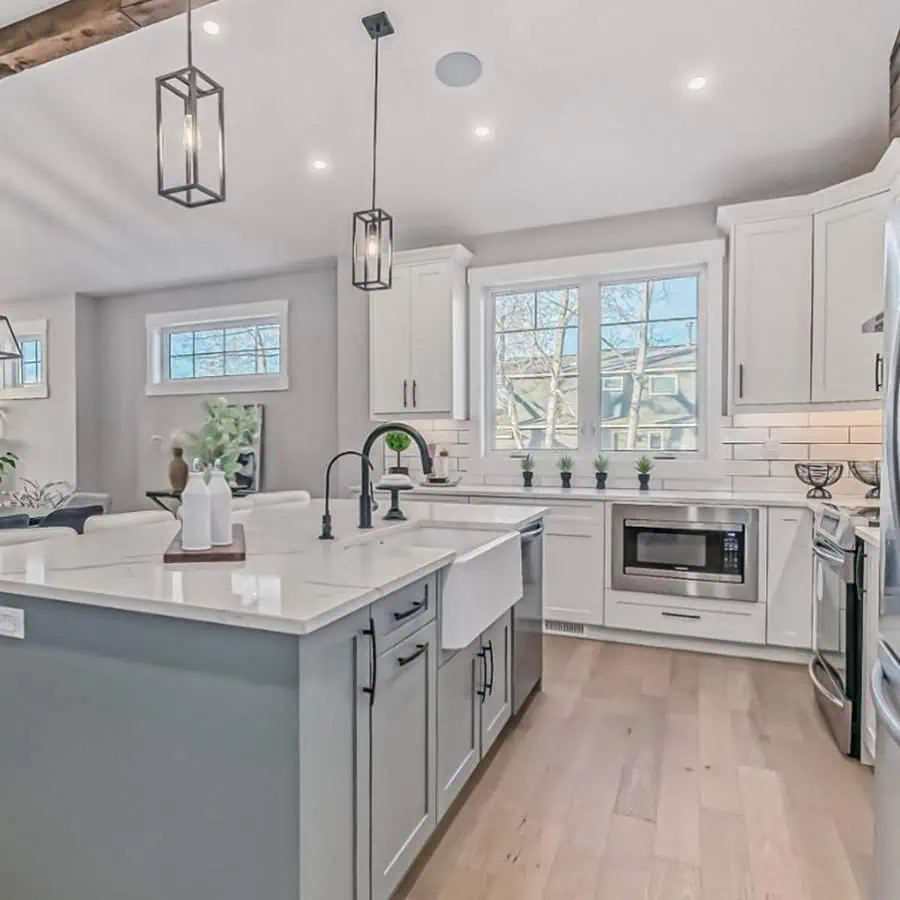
xmin=0 ymin=499 xmax=545 ymax=900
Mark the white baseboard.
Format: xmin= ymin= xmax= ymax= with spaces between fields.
xmin=543 ymin=620 xmax=811 ymax=665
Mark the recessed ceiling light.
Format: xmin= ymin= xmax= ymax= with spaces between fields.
xmin=311 ymin=159 xmax=330 ymax=171
xmin=473 ymin=124 xmax=492 ymax=139
xmin=203 ymin=20 xmax=221 ymax=35
xmin=436 ymin=52 xmax=483 ymax=88
xmin=686 ymin=75 xmax=708 ymax=91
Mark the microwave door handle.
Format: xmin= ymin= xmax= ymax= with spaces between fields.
xmin=885 ymin=309 xmax=900 ymax=532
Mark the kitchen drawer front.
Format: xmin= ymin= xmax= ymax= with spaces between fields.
xmin=606 ymin=597 xmax=766 ymax=645
xmin=371 ymin=575 xmax=437 ymax=651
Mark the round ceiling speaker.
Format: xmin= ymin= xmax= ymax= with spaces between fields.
xmin=435 ymin=52 xmax=483 ymax=88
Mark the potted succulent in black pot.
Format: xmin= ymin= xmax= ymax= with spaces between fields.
xmin=636 ymin=456 xmax=654 ymax=490
xmin=384 ymin=431 xmax=412 ymax=475
xmin=521 ymin=454 xmax=535 ymax=488
xmin=594 ymin=454 xmax=608 ymax=489
xmin=558 ymin=455 xmax=574 ymax=489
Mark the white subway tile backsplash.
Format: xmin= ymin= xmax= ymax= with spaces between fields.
xmin=732 ymin=476 xmax=803 ymax=493
xmin=769 ymin=427 xmax=850 ymax=444
xmin=809 ymin=444 xmax=880 ymax=462
xmin=721 ymin=428 xmax=770 ymax=444
xmin=732 ymin=412 xmax=810 ymax=428
xmin=732 ymin=444 xmax=810 ymax=461
xmin=724 ymin=460 xmax=771 ymax=477
xmin=810 ymin=410 xmax=882 ymax=426
xmin=850 ymin=426 xmax=882 ymax=443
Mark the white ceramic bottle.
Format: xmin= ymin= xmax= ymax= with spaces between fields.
xmin=208 ymin=461 xmax=233 ymax=547
xmin=181 ymin=461 xmax=212 ymax=551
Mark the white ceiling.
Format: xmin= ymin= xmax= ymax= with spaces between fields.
xmin=0 ymin=0 xmax=897 ymax=300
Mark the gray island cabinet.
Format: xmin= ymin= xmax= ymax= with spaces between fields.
xmin=0 ymin=568 xmax=520 ymax=900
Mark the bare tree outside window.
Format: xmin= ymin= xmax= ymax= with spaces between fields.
xmin=493 ymin=287 xmax=579 ymax=451
xmin=599 ymin=275 xmax=699 ymax=452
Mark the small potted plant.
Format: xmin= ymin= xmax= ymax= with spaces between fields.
xmin=521 ymin=454 xmax=535 ymax=488
xmin=636 ymin=456 xmax=654 ymax=490
xmin=594 ymin=454 xmax=608 ymax=490
xmin=384 ymin=431 xmax=412 ymax=475
xmin=0 ymin=449 xmax=18 ymax=491
xmin=558 ymin=455 xmax=574 ymax=489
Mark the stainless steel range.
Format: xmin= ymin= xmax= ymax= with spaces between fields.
xmin=810 ymin=503 xmax=864 ymax=758
xmin=611 ymin=504 xmax=759 ymax=603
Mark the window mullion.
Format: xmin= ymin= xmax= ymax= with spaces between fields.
xmin=577 ymin=277 xmax=599 ymax=457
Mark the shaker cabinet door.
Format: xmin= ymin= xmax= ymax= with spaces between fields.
xmin=766 ymin=507 xmax=813 ymax=648
xmin=370 ymin=265 xmax=412 ymax=416
xmin=812 ymin=194 xmax=889 ymax=403
xmin=408 ymin=263 xmax=454 ymax=415
xmin=370 ymin=621 xmax=437 ymax=900
xmin=479 ymin=611 xmax=512 ymax=757
xmin=731 ymin=216 xmax=813 ymax=406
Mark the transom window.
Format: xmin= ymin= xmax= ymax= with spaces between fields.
xmin=482 ymin=251 xmax=714 ymax=463
xmin=146 ymin=300 xmax=289 ymax=397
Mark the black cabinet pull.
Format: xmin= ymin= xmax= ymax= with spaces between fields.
xmin=402 ymin=379 xmax=408 ymax=408
xmin=661 ymin=611 xmax=702 ymax=621
xmin=476 ymin=648 xmax=488 ymax=699
xmin=738 ymin=364 xmax=744 ymax=400
xmin=362 ymin=620 xmax=377 ymax=706
xmin=876 ymin=353 xmax=884 ymax=392
xmin=393 ymin=601 xmax=425 ymax=622
xmin=412 ymin=379 xmax=417 ymax=408
xmin=397 ymin=643 xmax=427 ymax=667
xmin=486 ymin=639 xmax=495 ymax=696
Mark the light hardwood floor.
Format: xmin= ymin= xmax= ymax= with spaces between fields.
xmin=400 ymin=637 xmax=874 ymax=900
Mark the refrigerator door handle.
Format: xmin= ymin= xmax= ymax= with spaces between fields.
xmin=884 ymin=300 xmax=900 ymax=531
xmin=871 ymin=658 xmax=900 ymax=745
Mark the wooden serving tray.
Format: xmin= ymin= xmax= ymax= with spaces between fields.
xmin=164 ymin=524 xmax=246 ymax=563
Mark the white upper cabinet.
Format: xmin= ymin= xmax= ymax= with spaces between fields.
xmin=718 ymin=141 xmax=900 ymax=410
xmin=369 ymin=245 xmax=472 ymax=420
xmin=731 ymin=216 xmax=813 ymax=407
xmin=812 ymin=193 xmax=889 ymax=403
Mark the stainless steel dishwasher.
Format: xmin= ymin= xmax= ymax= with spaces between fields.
xmin=512 ymin=520 xmax=543 ymax=715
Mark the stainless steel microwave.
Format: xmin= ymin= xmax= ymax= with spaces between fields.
xmin=610 ymin=504 xmax=760 ymax=603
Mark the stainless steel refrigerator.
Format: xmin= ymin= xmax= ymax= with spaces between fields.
xmin=875 ymin=196 xmax=900 ymax=900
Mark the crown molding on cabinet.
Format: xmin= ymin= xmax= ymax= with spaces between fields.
xmin=392 ymin=245 xmax=474 ymax=269
xmin=717 ymin=138 xmax=900 ymax=230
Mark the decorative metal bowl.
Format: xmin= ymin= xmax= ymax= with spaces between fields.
xmin=794 ymin=463 xmax=843 ymax=499
xmin=848 ymin=460 xmax=880 ymax=499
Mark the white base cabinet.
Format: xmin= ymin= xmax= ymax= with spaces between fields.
xmin=765 ymin=507 xmax=814 ymax=649
xmin=543 ymin=508 xmax=605 ymax=626
xmin=436 ymin=610 xmax=512 ymax=822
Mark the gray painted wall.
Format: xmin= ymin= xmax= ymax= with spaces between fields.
xmin=94 ymin=264 xmax=338 ymax=511
xmin=334 ymin=203 xmax=720 ymax=493
xmin=75 ymin=293 xmax=103 ymax=492
xmin=0 ymin=594 xmax=300 ymax=900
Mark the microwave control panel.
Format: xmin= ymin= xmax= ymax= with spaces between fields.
xmin=722 ymin=531 xmax=743 ymax=575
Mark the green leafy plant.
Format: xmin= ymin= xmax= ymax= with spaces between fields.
xmin=384 ymin=431 xmax=412 ymax=468
xmin=558 ymin=455 xmax=574 ymax=473
xmin=520 ymin=454 xmax=535 ymax=472
xmin=593 ymin=454 xmax=608 ymax=473
xmin=636 ymin=456 xmax=654 ymax=475
xmin=0 ymin=450 xmax=18 ymax=478
xmin=185 ymin=398 xmax=260 ymax=481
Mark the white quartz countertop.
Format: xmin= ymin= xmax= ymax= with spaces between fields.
xmin=0 ymin=499 xmax=546 ymax=637
xmin=378 ymin=482 xmax=816 ymax=508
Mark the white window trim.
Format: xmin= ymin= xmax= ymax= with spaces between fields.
xmin=145 ymin=300 xmax=290 ymax=397
xmin=467 ymin=239 xmax=725 ymax=480
xmin=0 ymin=319 xmax=49 ymax=400
xmin=602 ymin=375 xmax=625 ymax=392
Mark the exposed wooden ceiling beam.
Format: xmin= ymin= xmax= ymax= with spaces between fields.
xmin=0 ymin=0 xmax=218 ymax=79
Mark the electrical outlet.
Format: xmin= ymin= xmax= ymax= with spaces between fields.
xmin=0 ymin=606 xmax=24 ymax=640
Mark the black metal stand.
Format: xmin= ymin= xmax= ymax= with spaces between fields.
xmin=382 ymin=484 xmax=413 ymax=521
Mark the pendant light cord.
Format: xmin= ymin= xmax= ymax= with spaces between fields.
xmin=186 ymin=0 xmax=194 ymax=70
xmin=371 ymin=36 xmax=380 ymax=211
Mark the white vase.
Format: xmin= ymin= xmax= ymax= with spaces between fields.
xmin=181 ymin=471 xmax=211 ymax=551
xmin=209 ymin=468 xmax=233 ymax=546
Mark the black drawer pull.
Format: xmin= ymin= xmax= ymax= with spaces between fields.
xmin=397 ymin=643 xmax=427 ymax=667
xmin=476 ymin=647 xmax=488 ymax=699
xmin=486 ymin=640 xmax=495 ymax=696
xmin=393 ymin=600 xmax=425 ymax=622
xmin=661 ymin=611 xmax=701 ymax=621
xmin=362 ymin=619 xmax=377 ymax=706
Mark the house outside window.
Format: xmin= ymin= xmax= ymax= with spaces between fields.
xmin=146 ymin=300 xmax=289 ymax=397
xmin=470 ymin=240 xmax=724 ymax=474
xmin=0 ymin=319 xmax=48 ymax=400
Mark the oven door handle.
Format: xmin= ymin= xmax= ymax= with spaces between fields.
xmin=872 ymin=650 xmax=900 ymax=745
xmin=808 ymin=655 xmax=846 ymax=709
xmin=812 ymin=542 xmax=847 ymax=569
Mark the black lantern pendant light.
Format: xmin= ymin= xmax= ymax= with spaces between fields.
xmin=156 ymin=0 xmax=226 ymax=208
xmin=0 ymin=317 xmax=22 ymax=361
xmin=352 ymin=12 xmax=395 ymax=291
